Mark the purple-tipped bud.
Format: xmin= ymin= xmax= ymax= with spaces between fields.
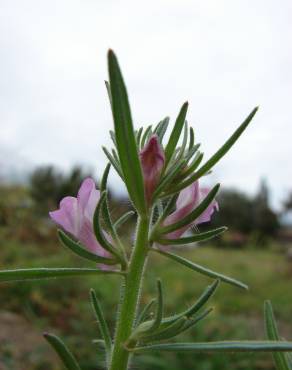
xmin=49 ymin=178 xmax=113 ymax=268
xmin=140 ymin=135 xmax=165 ymax=204
xmin=163 ymin=181 xmax=218 ymax=240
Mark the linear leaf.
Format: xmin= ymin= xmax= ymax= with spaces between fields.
xmin=160 ymin=280 xmax=219 ymax=328
xmin=155 ymin=249 xmax=248 ymax=290
xmin=108 ymin=50 xmax=146 ymax=215
xmin=155 ymin=117 xmax=169 ymax=143
xmin=179 ymin=152 xmax=204 ymax=181
xmin=176 ymin=121 xmax=188 ymax=161
xmin=105 ymin=80 xmax=112 ymax=109
xmin=101 ymin=163 xmax=111 ymax=192
xmin=90 ymin=289 xmax=112 ymax=359
xmin=114 ymin=211 xmax=135 ymax=229
xmin=0 ymin=268 xmax=122 ymax=282
xmin=153 ymin=159 xmax=186 ymax=200
xmin=141 ymin=125 xmax=152 ymax=148
xmin=188 ymin=127 xmax=195 ymax=150
xmin=264 ymin=300 xmax=291 ymax=370
xmin=102 ymin=147 xmax=123 ymax=179
xmin=136 ymin=299 xmax=156 ymax=326
xmin=58 ymin=230 xmax=116 ymax=265
xmin=93 ymin=191 xmax=118 ymax=257
xmin=157 ymin=227 xmax=227 ymax=245
xmin=136 ymin=127 xmax=143 ymax=147
xmin=147 ymin=279 xmax=164 ymax=332
xmin=44 ymin=333 xmax=82 ymax=370
xmin=142 ymin=317 xmax=186 ymax=343
xmin=168 ymin=107 xmax=258 ymax=194
xmin=165 ymin=102 xmax=188 ymax=165
xmin=159 ymin=184 xmax=220 ymax=235
xmin=133 ymin=341 xmax=292 ymax=353
xmin=147 ymin=307 xmax=213 ymax=343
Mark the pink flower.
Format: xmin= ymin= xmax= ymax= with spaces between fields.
xmin=140 ymin=135 xmax=165 ymax=204
xmin=49 ymin=178 xmax=112 ymax=263
xmin=163 ymin=181 xmax=218 ymax=239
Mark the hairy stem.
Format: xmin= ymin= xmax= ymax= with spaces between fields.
xmin=109 ymin=215 xmax=150 ymax=370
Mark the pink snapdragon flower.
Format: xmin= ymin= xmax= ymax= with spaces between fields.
xmin=163 ymin=181 xmax=218 ymax=240
xmin=49 ymin=178 xmax=112 ymax=262
xmin=140 ymin=135 xmax=165 ymax=204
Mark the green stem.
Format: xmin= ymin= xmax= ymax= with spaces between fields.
xmin=109 ymin=215 xmax=150 ymax=370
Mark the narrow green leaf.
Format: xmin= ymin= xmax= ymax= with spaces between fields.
xmin=90 ymin=289 xmax=112 ymax=359
xmin=142 ymin=317 xmax=186 ymax=343
xmin=159 ymin=194 xmax=178 ymax=222
xmin=188 ymin=127 xmax=195 ymax=150
xmin=58 ymin=230 xmax=116 ymax=265
xmin=101 ymin=163 xmax=111 ymax=192
xmin=132 ymin=341 xmax=292 ymax=354
xmin=264 ymin=300 xmax=291 ymax=370
xmin=105 ymin=80 xmax=112 ymax=109
xmin=153 ymin=159 xmax=187 ymax=200
xmin=100 ymin=165 xmax=119 ymax=242
xmin=185 ymin=143 xmax=201 ymax=162
xmin=109 ymin=130 xmax=117 ymax=147
xmin=161 ymin=280 xmax=219 ymax=327
xmin=154 ymin=249 xmax=248 ymax=290
xmin=136 ymin=127 xmax=143 ymax=148
xmin=102 ymin=146 xmax=123 ymax=179
xmin=165 ymin=102 xmax=188 ymax=165
xmin=175 ymin=307 xmax=213 ymax=336
xmin=155 ymin=117 xmax=169 ymax=143
xmin=176 ymin=121 xmax=189 ymax=161
xmin=159 ymin=184 xmax=220 ymax=235
xmin=148 ymin=307 xmax=213 ymax=343
xmin=44 ymin=333 xmax=82 ymax=370
xmin=108 ymin=50 xmax=146 ymax=215
xmin=93 ymin=191 xmax=118 ymax=257
xmin=141 ymin=125 xmax=152 ymax=148
xmin=0 ymin=268 xmax=122 ymax=283
xmin=146 ymin=279 xmax=164 ymax=332
xmin=136 ymin=299 xmax=156 ymax=326
xmin=179 ymin=152 xmax=204 ymax=181
xmin=157 ymin=227 xmax=227 ymax=245
xmin=168 ymin=107 xmax=258 ymax=194
xmin=114 ymin=211 xmax=135 ymax=229
xmin=183 ymin=281 xmax=219 ymax=318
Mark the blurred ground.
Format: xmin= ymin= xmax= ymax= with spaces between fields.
xmin=1 ymin=237 xmax=292 ymax=370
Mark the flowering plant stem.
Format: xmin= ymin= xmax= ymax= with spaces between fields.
xmin=109 ymin=214 xmax=150 ymax=370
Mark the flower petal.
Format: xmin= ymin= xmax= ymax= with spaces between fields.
xmin=77 ymin=177 xmax=100 ymax=220
xmin=163 ymin=182 xmax=199 ymax=238
xmin=196 ymin=187 xmax=218 ymax=224
xmin=49 ymin=196 xmax=80 ymax=237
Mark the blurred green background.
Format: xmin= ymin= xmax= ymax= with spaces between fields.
xmin=1 ymin=166 xmax=292 ymax=370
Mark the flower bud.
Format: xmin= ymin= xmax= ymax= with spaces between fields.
xmin=140 ymin=135 xmax=165 ymax=204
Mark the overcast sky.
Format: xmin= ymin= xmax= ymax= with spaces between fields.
xmin=1 ymin=0 xmax=291 ymax=208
